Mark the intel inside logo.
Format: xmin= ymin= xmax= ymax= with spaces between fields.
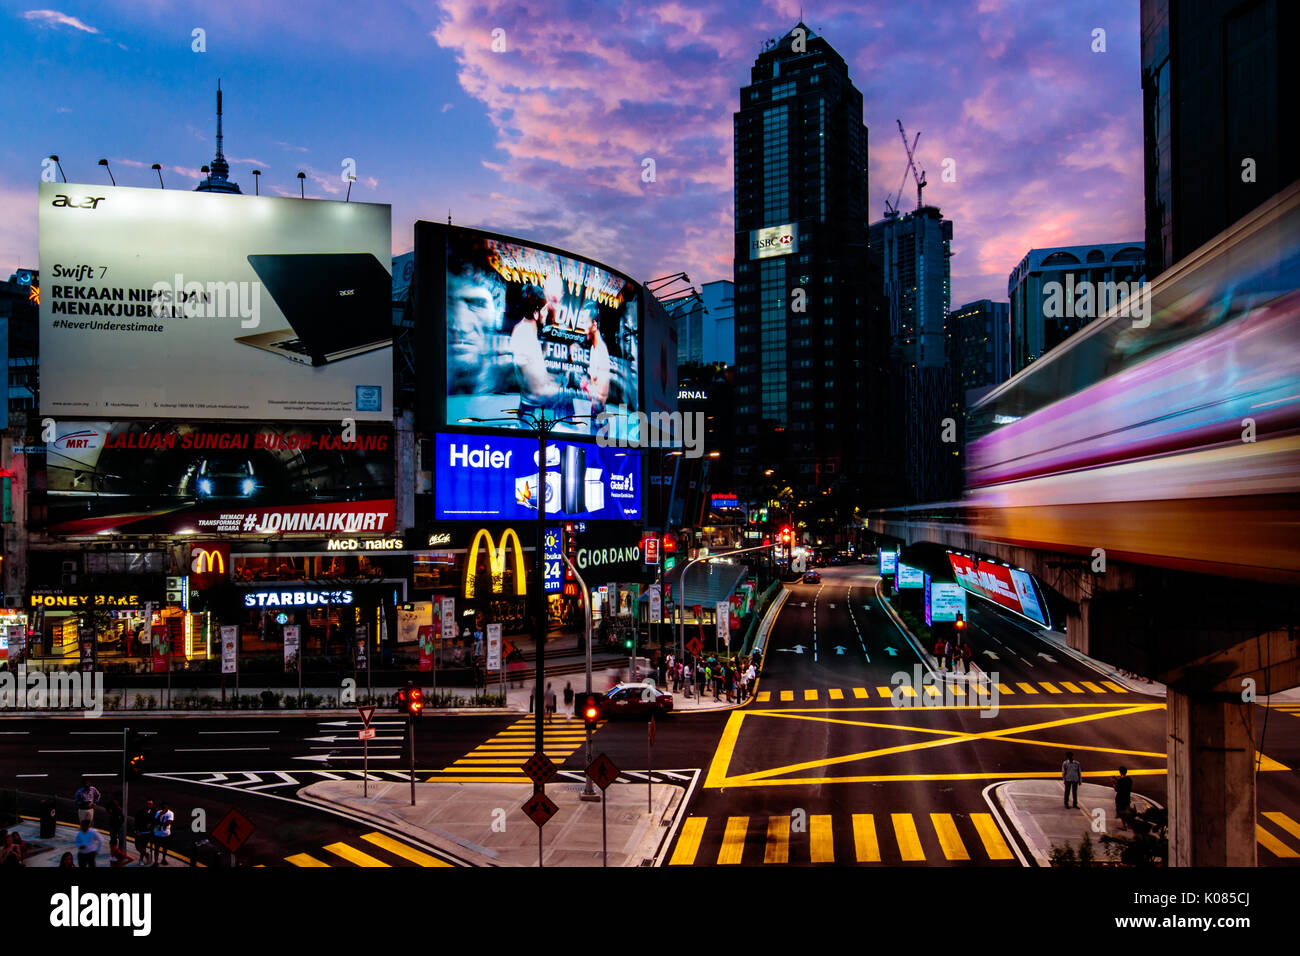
xmin=355 ymin=386 xmax=381 ymax=412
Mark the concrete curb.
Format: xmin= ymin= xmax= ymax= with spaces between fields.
xmin=0 ymin=707 xmax=517 ymax=719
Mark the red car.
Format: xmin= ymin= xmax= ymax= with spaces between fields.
xmin=595 ymin=683 xmax=674 ymax=719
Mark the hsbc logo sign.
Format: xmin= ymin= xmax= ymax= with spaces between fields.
xmin=750 ymin=224 xmax=798 ymax=259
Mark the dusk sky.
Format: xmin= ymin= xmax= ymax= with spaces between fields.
xmin=1 ymin=0 xmax=1144 ymax=306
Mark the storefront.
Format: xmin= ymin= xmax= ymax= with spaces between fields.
xmin=25 ymin=583 xmax=167 ymax=671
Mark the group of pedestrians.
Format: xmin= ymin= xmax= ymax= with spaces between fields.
xmin=661 ymin=652 xmax=757 ymax=703
xmin=1060 ymin=752 xmax=1133 ymax=829
xmin=933 ymin=637 xmax=975 ymax=672
xmin=71 ymin=778 xmax=174 ymax=867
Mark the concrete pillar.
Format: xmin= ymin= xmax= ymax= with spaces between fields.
xmin=1166 ymin=688 xmax=1257 ymax=866
xmin=1064 ymin=598 xmax=1090 ymax=656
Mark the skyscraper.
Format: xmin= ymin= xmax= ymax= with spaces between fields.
xmin=732 ymin=24 xmax=880 ymax=512
xmin=1141 ymin=0 xmax=1297 ymax=276
xmin=195 ymin=80 xmax=242 ymax=195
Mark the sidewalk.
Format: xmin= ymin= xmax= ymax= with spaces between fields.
xmin=5 ymin=818 xmax=192 ymax=867
xmin=301 ymin=778 xmax=682 ymax=866
xmin=991 ymin=779 xmax=1159 ymax=866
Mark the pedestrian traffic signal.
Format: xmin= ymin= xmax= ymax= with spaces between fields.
xmin=125 ymin=731 xmax=146 ymax=779
xmin=396 ymin=685 xmax=410 ymax=712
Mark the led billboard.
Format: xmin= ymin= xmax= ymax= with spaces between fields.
xmin=879 ymin=549 xmax=898 ymax=573
xmin=38 ymin=183 xmax=392 ymax=421
xmin=896 ymin=562 xmax=925 ymax=589
xmin=925 ymin=575 xmax=968 ymax=625
xmin=41 ymin=420 xmax=394 ymax=535
xmin=947 ymin=553 xmax=1050 ymax=627
xmin=441 ymin=227 xmax=639 ymax=437
xmin=434 ymin=432 xmax=640 ymax=520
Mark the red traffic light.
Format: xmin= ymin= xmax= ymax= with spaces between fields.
xmin=396 ymin=686 xmax=409 ymax=710
xmin=662 ymin=534 xmax=676 ymax=553
xmin=408 ymin=686 xmax=424 ymax=716
xmin=780 ymin=526 xmax=792 ymax=544
xmin=954 ymin=614 xmax=966 ymax=632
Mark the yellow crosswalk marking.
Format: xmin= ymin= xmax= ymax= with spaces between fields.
xmin=780 ymin=690 xmax=794 ymax=702
xmin=324 ymin=842 xmax=391 ymax=867
xmin=971 ymin=813 xmax=1014 ymax=860
xmin=923 ymin=685 xmax=940 ymax=698
xmin=361 ymin=832 xmax=452 ymax=867
xmin=756 ymin=691 xmax=771 ymax=702
xmin=949 ymin=684 xmax=966 ymax=697
xmin=669 ymin=818 xmax=707 ymax=865
xmin=997 ymin=683 xmax=1014 ymax=695
xmin=1016 ymin=682 xmax=1039 ymax=694
xmin=285 ymin=853 xmax=329 ymax=867
xmin=1102 ymin=681 xmax=1127 ymax=693
xmin=930 ymin=813 xmax=969 ymax=861
xmin=892 ymin=813 xmax=925 ymax=861
xmin=764 ymin=816 xmax=789 ymax=863
xmin=852 ymin=814 xmax=880 ymax=862
xmin=1081 ymin=681 xmax=1105 ymax=693
xmin=1060 ymin=681 xmax=1084 ymax=694
xmin=804 ymin=689 xmax=818 ymax=701
xmin=1039 ymin=682 xmax=1062 ymax=694
xmin=829 ymin=688 xmax=844 ymax=700
xmin=853 ymin=687 xmax=869 ymax=699
xmin=876 ymin=686 xmax=892 ymax=698
xmin=1262 ymin=811 xmax=1300 ymax=842
xmin=1256 ymin=825 xmax=1299 ymax=858
xmin=719 ymin=817 xmax=748 ymax=865
xmin=897 ymin=685 xmax=917 ymax=699
xmin=810 ymin=814 xmax=834 ymax=863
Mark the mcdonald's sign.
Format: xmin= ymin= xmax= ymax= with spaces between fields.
xmin=190 ymin=543 xmax=230 ymax=582
xmin=464 ymin=528 xmax=527 ymax=599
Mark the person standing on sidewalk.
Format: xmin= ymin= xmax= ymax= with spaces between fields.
xmin=563 ymin=681 xmax=574 ymax=719
xmin=1062 ymin=752 xmax=1082 ymax=809
xmin=134 ymin=799 xmax=156 ymax=865
xmin=933 ymin=638 xmax=947 ymax=670
xmin=106 ymin=797 xmax=129 ymax=863
xmin=73 ymin=778 xmax=101 ymax=826
xmin=152 ymin=802 xmax=174 ymax=866
xmin=959 ymin=641 xmax=974 ymax=675
xmin=1113 ymin=766 xmax=1133 ymax=829
xmin=544 ymin=683 xmax=557 ymax=723
xmin=74 ymin=819 xmax=102 ymax=868
xmin=744 ymin=660 xmax=757 ymax=700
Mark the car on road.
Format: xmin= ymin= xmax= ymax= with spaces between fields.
xmin=594 ymin=682 xmax=673 ymax=719
xmin=803 ymin=570 xmax=821 ymax=583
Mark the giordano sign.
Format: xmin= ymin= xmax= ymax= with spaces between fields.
xmin=464 ymin=528 xmax=527 ymax=599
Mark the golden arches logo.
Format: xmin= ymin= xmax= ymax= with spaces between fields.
xmin=464 ymin=528 xmax=527 ymax=598
xmin=190 ymin=547 xmax=226 ymax=575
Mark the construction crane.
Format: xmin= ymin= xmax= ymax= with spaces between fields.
xmin=897 ymin=118 xmax=926 ymax=211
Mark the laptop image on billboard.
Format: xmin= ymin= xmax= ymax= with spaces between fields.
xmin=236 ymin=253 xmax=393 ymax=366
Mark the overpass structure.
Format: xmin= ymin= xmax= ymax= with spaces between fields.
xmin=869 ymin=182 xmax=1300 ymax=866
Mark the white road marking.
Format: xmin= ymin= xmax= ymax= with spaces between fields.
xmin=174 ymin=747 xmax=272 ymax=753
xmin=198 ymin=730 xmax=280 ymax=735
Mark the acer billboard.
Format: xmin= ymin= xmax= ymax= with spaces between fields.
xmin=946 ymin=553 xmax=1050 ymax=628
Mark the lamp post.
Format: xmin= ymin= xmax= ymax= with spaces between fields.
xmin=459 ymin=410 xmax=588 ymax=789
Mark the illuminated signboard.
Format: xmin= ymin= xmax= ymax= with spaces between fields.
xmin=749 ymin=223 xmax=798 ymax=260
xmin=464 ymin=528 xmax=527 ymax=599
xmin=30 ymin=593 xmax=144 ymax=608
xmin=895 ymin=563 xmax=925 ymax=589
xmin=926 ymin=577 xmax=968 ymax=625
xmin=711 ymin=494 xmax=740 ymax=510
xmin=326 ymin=537 xmax=404 ymax=551
xmin=879 ymin=550 xmax=898 ymax=574
xmin=241 ymin=589 xmax=354 ymax=608
xmin=947 ymin=553 xmax=1050 ymax=627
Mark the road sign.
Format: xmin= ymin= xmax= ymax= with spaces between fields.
xmin=686 ymin=636 xmax=704 ymax=657
xmin=522 ymin=751 xmax=557 ymax=786
xmin=585 ymin=753 xmax=620 ymax=791
xmin=211 ymin=808 xmax=255 ymax=854
xmin=358 ymin=727 xmax=377 ymax=741
xmin=357 ymin=705 xmax=375 ymax=727
xmin=521 ymin=791 xmax=558 ymax=828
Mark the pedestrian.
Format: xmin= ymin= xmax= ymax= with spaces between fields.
xmin=151 ymin=802 xmax=174 ymax=866
xmin=73 ymin=777 xmax=101 ymax=826
xmin=58 ymin=852 xmax=75 ymax=868
xmin=744 ymin=660 xmax=757 ymax=700
xmin=703 ymin=663 xmax=712 ymax=697
xmin=1061 ymin=751 xmax=1082 ymax=809
xmin=107 ymin=797 xmax=127 ymax=857
xmin=1113 ymin=766 xmax=1133 ymax=829
xmin=563 ymin=681 xmax=574 ymax=719
xmin=933 ymin=637 xmax=947 ymax=669
xmin=544 ymin=683 xmax=557 ymax=723
xmin=74 ymin=818 xmax=102 ymax=868
xmin=134 ymin=799 xmax=156 ymax=864
xmin=960 ymin=641 xmax=973 ymax=675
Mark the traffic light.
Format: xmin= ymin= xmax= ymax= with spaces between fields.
xmin=398 ymin=681 xmax=423 ymax=717
xmin=396 ymin=685 xmax=409 ymax=712
xmin=125 ymin=731 xmax=146 ymax=779
xmin=780 ymin=526 xmax=792 ymax=545
xmin=582 ymin=696 xmax=600 ymax=727
xmin=623 ymin=631 xmax=635 ymax=651
xmin=954 ymin=613 xmax=966 ymax=633
xmin=662 ymin=533 xmax=676 ymax=554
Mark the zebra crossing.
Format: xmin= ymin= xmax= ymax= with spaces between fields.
xmin=285 ymin=830 xmax=455 ymax=868
xmin=155 ymin=768 xmax=420 ymax=794
xmin=752 ymin=678 xmax=1132 ymax=704
xmin=433 ymin=716 xmax=599 ymax=781
xmin=668 ymin=809 xmax=1020 ymax=866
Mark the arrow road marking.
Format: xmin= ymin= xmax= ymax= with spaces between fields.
xmin=834 ymin=646 xmax=846 ymax=655
xmin=885 ymin=647 xmax=898 ymax=656
xmin=293 ymin=754 xmax=403 ymax=762
xmin=982 ymin=650 xmax=1001 ymax=660
xmin=1037 ymin=652 xmax=1057 ymax=662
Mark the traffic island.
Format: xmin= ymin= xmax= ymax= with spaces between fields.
xmin=300 ymin=777 xmax=683 ymax=867
xmin=990 ymin=779 xmax=1160 ymax=866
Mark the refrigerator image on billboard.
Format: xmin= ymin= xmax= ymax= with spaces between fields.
xmin=443 ymin=228 xmax=639 ymax=438
xmin=37 ymin=183 xmax=392 ymax=420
